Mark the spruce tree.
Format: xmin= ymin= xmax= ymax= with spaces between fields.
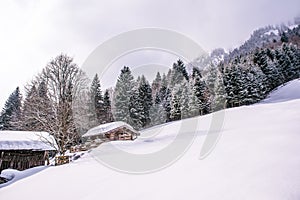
xmin=22 ymin=85 xmax=39 ymax=131
xmin=90 ymin=74 xmax=105 ymax=124
xmin=22 ymin=80 xmax=55 ymax=132
xmin=188 ymin=81 xmax=200 ymax=117
xmin=193 ymin=74 xmax=209 ymax=115
xmin=154 ymin=74 xmax=170 ymax=123
xmin=138 ymin=76 xmax=152 ymax=128
xmin=283 ymin=44 xmax=299 ymax=80
xmin=158 ymin=74 xmax=168 ymax=102
xmin=150 ymin=93 xmax=166 ymax=126
xmin=129 ymin=76 xmax=153 ymax=129
xmin=223 ymin=64 xmax=245 ymax=107
xmin=103 ymin=90 xmax=114 ymax=123
xmin=180 ymin=80 xmax=190 ymax=119
xmin=152 ymin=72 xmax=162 ymax=98
xmin=205 ymin=64 xmax=218 ymax=98
xmin=280 ymin=32 xmax=288 ymax=43
xmin=129 ymin=86 xmax=144 ymax=130
xmin=38 ymin=80 xmax=55 ymax=128
xmin=0 ymin=87 xmax=22 ymax=130
xmin=205 ymin=64 xmax=218 ymax=111
xmin=258 ymin=49 xmax=283 ymax=91
xmin=244 ymin=67 xmax=266 ymax=104
xmin=212 ymin=72 xmax=227 ymax=111
xmin=170 ymin=59 xmax=189 ymax=87
xmin=162 ymin=88 xmax=172 ymax=122
xmin=192 ymin=67 xmax=202 ymax=79
xmin=114 ymin=66 xmax=135 ymax=124
xmin=170 ymin=85 xmax=182 ymax=121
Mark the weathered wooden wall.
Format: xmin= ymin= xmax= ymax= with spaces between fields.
xmin=104 ymin=127 xmax=138 ymax=141
xmin=0 ymin=150 xmax=47 ymax=173
xmin=77 ymin=127 xmax=139 ymax=152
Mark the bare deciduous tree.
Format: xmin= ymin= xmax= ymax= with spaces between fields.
xmin=39 ymin=54 xmax=88 ymax=154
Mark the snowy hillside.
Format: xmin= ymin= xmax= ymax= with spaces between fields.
xmin=1 ymin=81 xmax=300 ymax=200
xmin=261 ymin=78 xmax=300 ymax=103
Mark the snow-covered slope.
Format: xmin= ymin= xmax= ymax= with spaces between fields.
xmin=261 ymin=79 xmax=300 ymax=103
xmin=1 ymin=81 xmax=300 ymax=200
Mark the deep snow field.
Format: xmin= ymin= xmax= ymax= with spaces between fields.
xmin=1 ymin=79 xmax=300 ymax=200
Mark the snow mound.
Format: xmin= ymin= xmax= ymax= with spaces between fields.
xmin=261 ymin=79 xmax=300 ymax=104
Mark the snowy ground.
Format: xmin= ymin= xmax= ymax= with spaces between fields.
xmin=1 ymin=80 xmax=300 ymax=200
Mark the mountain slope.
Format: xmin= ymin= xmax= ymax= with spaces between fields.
xmin=1 ymin=82 xmax=300 ymax=200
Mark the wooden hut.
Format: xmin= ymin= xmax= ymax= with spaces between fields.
xmin=82 ymin=121 xmax=140 ymax=143
xmin=0 ymin=131 xmax=57 ymax=173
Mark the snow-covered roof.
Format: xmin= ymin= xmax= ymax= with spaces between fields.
xmin=82 ymin=121 xmax=139 ymax=138
xmin=0 ymin=131 xmax=57 ymax=151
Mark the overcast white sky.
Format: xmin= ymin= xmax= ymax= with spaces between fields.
xmin=0 ymin=0 xmax=299 ymax=108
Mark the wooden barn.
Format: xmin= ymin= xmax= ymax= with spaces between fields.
xmin=0 ymin=131 xmax=57 ymax=173
xmin=82 ymin=121 xmax=140 ymax=143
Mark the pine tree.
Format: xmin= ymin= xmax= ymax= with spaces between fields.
xmin=150 ymin=93 xmax=166 ymax=126
xmin=138 ymin=76 xmax=153 ymax=128
xmin=193 ymin=74 xmax=209 ymax=115
xmin=90 ymin=74 xmax=105 ymax=124
xmin=114 ymin=66 xmax=135 ymax=124
xmin=156 ymin=74 xmax=171 ymax=123
xmin=278 ymin=49 xmax=291 ymax=81
xmin=129 ymin=85 xmax=144 ymax=130
xmin=162 ymin=88 xmax=172 ymax=122
xmin=258 ymin=49 xmax=283 ymax=91
xmin=103 ymin=90 xmax=114 ymax=123
xmin=170 ymin=59 xmax=189 ymax=88
xmin=205 ymin=64 xmax=218 ymax=112
xmin=188 ymin=81 xmax=200 ymax=117
xmin=280 ymin=31 xmax=288 ymax=43
xmin=0 ymin=87 xmax=22 ymax=130
xmin=211 ymin=72 xmax=227 ymax=111
xmin=166 ymin=69 xmax=172 ymax=85
xmin=22 ymin=80 xmax=56 ymax=132
xmin=205 ymin=64 xmax=218 ymax=98
xmin=152 ymin=72 xmax=162 ymax=98
xmin=22 ymin=85 xmax=39 ymax=131
xmin=192 ymin=67 xmax=202 ymax=79
xmin=289 ymin=44 xmax=300 ymax=78
xmin=180 ymin=80 xmax=190 ymax=119
xmin=38 ymin=80 xmax=55 ymax=128
xmin=170 ymin=85 xmax=182 ymax=121
xmin=244 ymin=67 xmax=266 ymax=104
xmin=158 ymin=74 xmax=168 ymax=102
xmin=128 ymin=76 xmax=152 ymax=129
xmin=283 ymin=44 xmax=299 ymax=80
xmin=223 ymin=64 xmax=245 ymax=107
